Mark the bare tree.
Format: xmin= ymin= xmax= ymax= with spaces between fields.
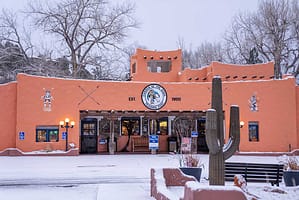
xmin=0 ymin=8 xmax=72 ymax=83
xmin=224 ymin=0 xmax=299 ymax=79
xmin=194 ymin=42 xmax=225 ymax=66
xmin=120 ymin=42 xmax=147 ymax=80
xmin=177 ymin=37 xmax=224 ymax=69
xmin=0 ymin=9 xmax=30 ymax=82
xmin=91 ymin=50 xmax=126 ymax=80
xmin=27 ymin=0 xmax=138 ymax=79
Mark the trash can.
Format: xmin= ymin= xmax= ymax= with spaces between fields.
xmin=167 ymin=136 xmax=177 ymax=152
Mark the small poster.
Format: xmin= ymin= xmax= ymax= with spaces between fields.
xmin=181 ymin=137 xmax=191 ymax=153
xmin=19 ymin=132 xmax=25 ymax=140
xmin=62 ymin=132 xmax=67 ymax=140
xmin=99 ymin=138 xmax=107 ymax=144
xmin=191 ymin=131 xmax=198 ymax=138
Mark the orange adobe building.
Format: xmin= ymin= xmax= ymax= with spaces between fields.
xmin=0 ymin=48 xmax=298 ymax=156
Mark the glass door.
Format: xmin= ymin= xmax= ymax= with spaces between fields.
xmin=197 ymin=117 xmax=208 ymax=152
xmin=80 ymin=118 xmax=98 ymax=154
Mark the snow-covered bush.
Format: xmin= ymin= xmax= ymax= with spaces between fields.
xmin=279 ymin=155 xmax=299 ymax=171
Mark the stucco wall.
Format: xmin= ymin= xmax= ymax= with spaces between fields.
xmin=130 ymin=48 xmax=182 ymax=82
xmin=222 ymin=77 xmax=297 ymax=152
xmin=0 ymin=82 xmax=17 ymax=151
xmin=12 ymin=73 xmax=299 ymax=153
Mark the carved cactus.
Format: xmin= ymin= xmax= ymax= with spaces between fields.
xmin=205 ymin=76 xmax=240 ymax=185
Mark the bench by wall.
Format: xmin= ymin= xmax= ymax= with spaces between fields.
xmin=132 ymin=136 xmax=149 ymax=152
xmin=225 ymin=162 xmax=284 ymax=186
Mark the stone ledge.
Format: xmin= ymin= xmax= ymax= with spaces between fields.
xmin=150 ymin=168 xmax=247 ymax=200
xmin=180 ymin=181 xmax=247 ymax=200
xmin=150 ymin=168 xmax=196 ymax=200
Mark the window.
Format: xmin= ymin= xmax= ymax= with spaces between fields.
xmin=132 ymin=63 xmax=136 ymax=73
xmin=197 ymin=117 xmax=206 ymax=135
xmin=99 ymin=118 xmax=120 ymax=136
xmin=82 ymin=118 xmax=97 ymax=136
xmin=248 ymin=122 xmax=259 ymax=142
xmin=36 ymin=126 xmax=59 ymax=142
xmin=121 ymin=117 xmax=140 ymax=136
xmin=148 ymin=118 xmax=168 ymax=135
xmin=147 ymin=61 xmax=171 ymax=72
xmin=142 ymin=118 xmax=149 ymax=136
xmin=158 ymin=117 xmax=168 ymax=135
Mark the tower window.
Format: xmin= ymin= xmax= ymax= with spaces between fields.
xmin=147 ymin=61 xmax=171 ymax=72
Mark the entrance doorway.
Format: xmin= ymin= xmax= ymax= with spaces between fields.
xmin=197 ymin=117 xmax=209 ymax=152
xmin=79 ymin=110 xmax=208 ymax=153
xmin=80 ymin=118 xmax=98 ymax=154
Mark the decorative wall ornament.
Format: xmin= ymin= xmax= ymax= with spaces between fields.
xmin=41 ymin=88 xmax=54 ymax=112
xmin=78 ymin=85 xmax=100 ymax=106
xmin=249 ymin=93 xmax=259 ymax=112
xmin=141 ymin=84 xmax=167 ymax=110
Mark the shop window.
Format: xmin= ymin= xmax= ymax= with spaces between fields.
xmin=197 ymin=117 xmax=206 ymax=135
xmin=99 ymin=118 xmax=120 ymax=136
xmin=148 ymin=118 xmax=168 ymax=135
xmin=158 ymin=117 xmax=168 ymax=135
xmin=249 ymin=122 xmax=259 ymax=142
xmin=121 ymin=117 xmax=140 ymax=136
xmin=149 ymin=119 xmax=158 ymax=134
xmin=36 ymin=126 xmax=59 ymax=142
xmin=142 ymin=118 xmax=149 ymax=136
xmin=147 ymin=61 xmax=171 ymax=73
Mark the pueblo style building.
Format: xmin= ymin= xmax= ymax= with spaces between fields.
xmin=0 ymin=48 xmax=298 ymax=155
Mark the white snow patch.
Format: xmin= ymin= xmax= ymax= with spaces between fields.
xmin=0 ymin=154 xmax=298 ymax=200
xmin=155 ymin=168 xmax=179 ymax=200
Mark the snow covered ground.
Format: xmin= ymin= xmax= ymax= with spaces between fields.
xmin=0 ymin=154 xmax=298 ymax=200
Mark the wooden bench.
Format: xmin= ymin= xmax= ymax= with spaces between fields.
xmin=225 ymin=162 xmax=284 ymax=186
xmin=132 ymin=136 xmax=149 ymax=152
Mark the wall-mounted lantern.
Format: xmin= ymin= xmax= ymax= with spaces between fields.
xmin=59 ymin=118 xmax=75 ymax=151
xmin=240 ymin=121 xmax=245 ymax=128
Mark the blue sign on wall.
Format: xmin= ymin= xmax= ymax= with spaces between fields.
xmin=19 ymin=132 xmax=25 ymax=140
xmin=62 ymin=132 xmax=67 ymax=140
xmin=149 ymin=135 xmax=159 ymax=150
xmin=191 ymin=131 xmax=198 ymax=138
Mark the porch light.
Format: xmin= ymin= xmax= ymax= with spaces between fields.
xmin=240 ymin=121 xmax=245 ymax=128
xmin=60 ymin=118 xmax=75 ymax=151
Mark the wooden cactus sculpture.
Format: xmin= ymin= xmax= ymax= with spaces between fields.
xmin=205 ymin=76 xmax=240 ymax=185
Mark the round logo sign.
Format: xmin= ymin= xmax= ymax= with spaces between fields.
xmin=141 ymin=84 xmax=167 ymax=110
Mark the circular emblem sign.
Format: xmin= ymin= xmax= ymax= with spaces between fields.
xmin=141 ymin=84 xmax=167 ymax=110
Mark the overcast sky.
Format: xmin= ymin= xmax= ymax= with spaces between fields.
xmin=1 ymin=0 xmax=260 ymax=51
